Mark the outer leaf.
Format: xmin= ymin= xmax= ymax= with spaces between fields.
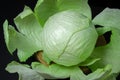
xmin=3 ymin=6 xmax=43 ymax=61
xmin=91 ymin=8 xmax=120 ymax=73
xmin=32 ymin=62 xmax=76 ymax=79
xmin=34 ymin=0 xmax=91 ymax=26
xmin=90 ymin=29 xmax=120 ymax=73
xmin=3 ymin=20 xmax=11 ymax=52
xmin=78 ymin=57 xmax=100 ymax=66
xmin=14 ymin=6 xmax=43 ymax=51
xmin=6 ymin=62 xmax=111 ymax=80
xmin=32 ymin=62 xmax=111 ymax=80
xmin=57 ymin=0 xmax=91 ymax=19
xmin=70 ymin=67 xmax=86 ymax=80
xmin=3 ymin=22 xmax=39 ymax=61
xmin=70 ymin=65 xmax=111 ymax=80
xmin=6 ymin=61 xmax=44 ymax=80
xmin=86 ymin=65 xmax=111 ymax=80
xmin=105 ymin=73 xmax=118 ymax=80
xmin=42 ymin=10 xmax=97 ymax=66
xmin=34 ymin=0 xmax=58 ymax=26
xmin=93 ymin=8 xmax=120 ymax=30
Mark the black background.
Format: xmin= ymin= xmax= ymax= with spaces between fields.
xmin=0 ymin=0 xmax=120 ymax=80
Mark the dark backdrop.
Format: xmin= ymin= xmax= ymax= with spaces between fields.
xmin=0 ymin=0 xmax=120 ymax=80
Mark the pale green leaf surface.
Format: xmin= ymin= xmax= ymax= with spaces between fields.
xmin=34 ymin=0 xmax=58 ymax=26
xmin=3 ymin=20 xmax=10 ymax=52
xmin=34 ymin=0 xmax=91 ymax=26
xmin=32 ymin=62 xmax=110 ymax=80
xmin=5 ymin=61 xmax=112 ymax=80
xmin=86 ymin=65 xmax=111 ymax=80
xmin=32 ymin=62 xmax=76 ymax=79
xmin=57 ymin=0 xmax=91 ymax=19
xmin=32 ymin=62 xmax=108 ymax=80
xmin=93 ymin=8 xmax=120 ymax=30
xmin=42 ymin=52 xmax=51 ymax=64
xmin=79 ymin=57 xmax=100 ymax=66
xmin=105 ymin=73 xmax=118 ymax=80
xmin=90 ymin=29 xmax=120 ymax=73
xmin=3 ymin=6 xmax=43 ymax=61
xmin=56 ymin=25 xmax=97 ymax=66
xmin=3 ymin=20 xmax=40 ymax=61
xmin=6 ymin=61 xmax=44 ymax=80
xmin=70 ymin=67 xmax=86 ymax=80
xmin=42 ymin=10 xmax=97 ymax=66
xmin=18 ymin=6 xmax=33 ymax=19
xmin=14 ymin=6 xmax=43 ymax=51
xmin=17 ymin=50 xmax=32 ymax=62
xmin=91 ymin=8 xmax=120 ymax=73
xmin=96 ymin=27 xmax=111 ymax=36
xmin=70 ymin=65 xmax=111 ymax=80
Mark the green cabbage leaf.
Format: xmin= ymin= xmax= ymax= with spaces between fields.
xmin=91 ymin=8 xmax=120 ymax=75
xmin=6 ymin=61 xmax=111 ymax=80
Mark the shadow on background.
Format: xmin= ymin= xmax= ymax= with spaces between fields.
xmin=0 ymin=0 xmax=119 ymax=80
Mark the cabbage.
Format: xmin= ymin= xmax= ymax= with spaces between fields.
xmin=3 ymin=0 xmax=120 ymax=80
